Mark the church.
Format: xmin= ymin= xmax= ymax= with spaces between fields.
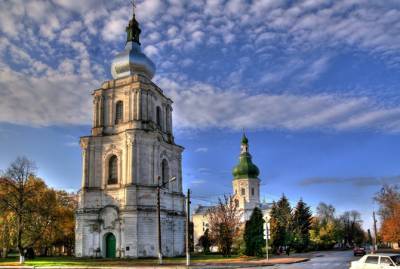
xmin=75 ymin=10 xmax=185 ymax=258
xmin=192 ymin=134 xmax=271 ymax=247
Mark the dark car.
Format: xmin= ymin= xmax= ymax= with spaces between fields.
xmin=353 ymin=246 xmax=367 ymax=256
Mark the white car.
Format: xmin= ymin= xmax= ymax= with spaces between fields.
xmin=350 ymin=254 xmax=400 ymax=269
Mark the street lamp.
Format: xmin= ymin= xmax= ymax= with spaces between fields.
xmin=156 ymin=175 xmax=176 ymax=265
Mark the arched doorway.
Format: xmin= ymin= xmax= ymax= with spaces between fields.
xmin=105 ymin=233 xmax=116 ymax=258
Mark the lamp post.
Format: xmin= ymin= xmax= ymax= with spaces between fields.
xmin=156 ymin=175 xmax=176 ymax=265
xmin=186 ymin=189 xmax=191 ymax=266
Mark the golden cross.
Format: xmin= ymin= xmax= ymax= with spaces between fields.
xmin=130 ymin=0 xmax=136 ymax=16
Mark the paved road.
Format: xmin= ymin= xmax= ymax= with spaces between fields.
xmin=240 ymin=250 xmax=360 ymax=269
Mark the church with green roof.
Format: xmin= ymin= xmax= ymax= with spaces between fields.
xmin=192 ymin=134 xmax=271 ymax=247
xmin=231 ymin=133 xmax=269 ymax=220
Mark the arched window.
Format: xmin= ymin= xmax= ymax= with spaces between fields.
xmin=108 ymin=155 xmax=118 ymax=185
xmin=241 ymin=188 xmax=245 ymax=196
xmin=115 ymin=101 xmax=123 ymax=124
xmin=161 ymin=159 xmax=169 ymax=184
xmin=156 ymin=106 xmax=162 ymax=128
xmin=235 ymin=199 xmax=239 ymax=208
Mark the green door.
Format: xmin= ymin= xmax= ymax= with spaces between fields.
xmin=105 ymin=233 xmax=116 ymax=258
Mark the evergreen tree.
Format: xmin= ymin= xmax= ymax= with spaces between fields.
xmin=292 ymin=199 xmax=312 ymax=252
xmin=270 ymin=194 xmax=292 ymax=253
xmin=244 ymin=207 xmax=265 ymax=256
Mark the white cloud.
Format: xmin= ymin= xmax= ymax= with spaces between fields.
xmin=102 ymin=18 xmax=126 ymax=42
xmin=144 ymin=45 xmax=159 ymax=57
xmin=190 ymin=179 xmax=206 ymax=185
xmin=195 ymin=147 xmax=209 ymax=153
xmin=0 ymin=0 xmax=399 ymax=134
xmin=157 ymin=76 xmax=400 ymax=133
xmin=137 ymin=0 xmax=165 ymax=22
xmin=0 ymin=63 xmax=95 ymax=127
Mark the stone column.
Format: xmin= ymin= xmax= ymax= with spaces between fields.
xmin=126 ymin=134 xmax=133 ymax=185
xmin=166 ymin=105 xmax=172 ymax=134
xmin=93 ymin=97 xmax=98 ymax=127
xmin=99 ymin=96 xmax=104 ymax=126
xmin=143 ymin=91 xmax=148 ymax=121
xmin=88 ymin=144 xmax=96 ymax=187
xmin=80 ymin=139 xmax=89 ymax=188
xmin=137 ymin=90 xmax=142 ymax=121
xmin=129 ymin=90 xmax=133 ymax=121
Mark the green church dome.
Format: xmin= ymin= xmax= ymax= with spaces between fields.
xmin=232 ymin=134 xmax=260 ymax=179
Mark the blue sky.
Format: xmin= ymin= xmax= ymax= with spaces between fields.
xmin=1 ymin=0 xmax=400 ymax=230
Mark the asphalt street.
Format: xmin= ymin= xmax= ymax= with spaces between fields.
xmin=240 ymin=250 xmax=360 ymax=269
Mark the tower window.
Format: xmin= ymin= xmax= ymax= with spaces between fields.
xmin=241 ymin=188 xmax=245 ymax=196
xmin=251 ymin=188 xmax=254 ymax=196
xmin=235 ymin=199 xmax=239 ymax=207
xmin=108 ymin=155 xmax=118 ymax=185
xmin=156 ymin=106 xmax=162 ymax=128
xmin=161 ymin=159 xmax=169 ymax=184
xmin=115 ymin=101 xmax=123 ymax=124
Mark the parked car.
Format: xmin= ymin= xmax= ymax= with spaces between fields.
xmin=350 ymin=254 xmax=400 ymax=268
xmin=353 ymin=246 xmax=367 ymax=256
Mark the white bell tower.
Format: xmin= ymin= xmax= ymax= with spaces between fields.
xmin=232 ymin=134 xmax=261 ymax=220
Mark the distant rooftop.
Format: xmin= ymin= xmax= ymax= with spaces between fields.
xmin=193 ymin=205 xmax=214 ymax=215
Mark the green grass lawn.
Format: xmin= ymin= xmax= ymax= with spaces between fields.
xmin=0 ymin=254 xmax=255 ymax=267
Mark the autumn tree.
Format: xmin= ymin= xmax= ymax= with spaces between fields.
xmin=0 ymin=157 xmax=38 ymax=263
xmin=292 ymin=199 xmax=312 ymax=252
xmin=316 ymin=202 xmax=335 ymax=226
xmin=339 ymin=210 xmax=365 ymax=246
xmin=197 ymin=228 xmax=212 ymax=253
xmin=0 ymin=157 xmax=77 ymax=262
xmin=380 ymin=204 xmax=400 ymax=244
xmin=375 ymin=184 xmax=400 ymax=244
xmin=0 ymin=211 xmax=16 ymax=258
xmin=38 ymin=190 xmax=77 ymax=256
xmin=243 ymin=207 xmax=264 ymax=256
xmin=207 ymin=195 xmax=242 ymax=256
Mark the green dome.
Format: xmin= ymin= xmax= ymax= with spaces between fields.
xmin=232 ymin=134 xmax=260 ymax=179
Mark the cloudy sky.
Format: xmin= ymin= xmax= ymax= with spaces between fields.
xmin=1 ymin=0 xmax=400 ymax=229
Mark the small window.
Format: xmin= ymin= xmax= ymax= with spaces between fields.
xmin=108 ymin=155 xmax=118 ymax=185
xmin=251 ymin=188 xmax=255 ymax=196
xmin=365 ymin=256 xmax=379 ymax=264
xmin=156 ymin=106 xmax=162 ymax=127
xmin=235 ymin=199 xmax=239 ymax=207
xmin=380 ymin=257 xmax=394 ymax=265
xmin=241 ymin=188 xmax=245 ymax=195
xmin=161 ymin=159 xmax=169 ymax=184
xmin=115 ymin=101 xmax=123 ymax=124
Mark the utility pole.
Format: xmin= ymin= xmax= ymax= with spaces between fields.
xmin=156 ymin=176 xmax=176 ymax=265
xmin=186 ymin=189 xmax=191 ymax=266
xmin=373 ymin=211 xmax=378 ymax=253
xmin=157 ymin=176 xmax=162 ymax=264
